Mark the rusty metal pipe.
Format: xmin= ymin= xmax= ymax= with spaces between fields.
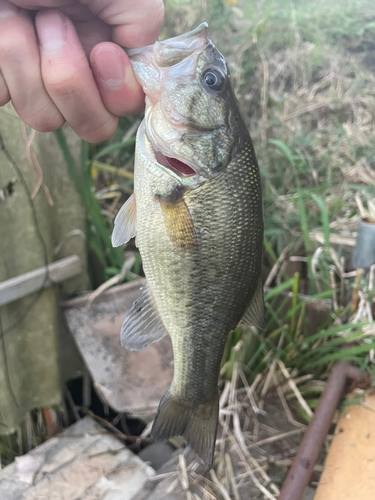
xmin=278 ymin=360 xmax=371 ymax=500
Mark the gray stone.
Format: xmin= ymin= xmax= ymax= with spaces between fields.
xmin=0 ymin=417 xmax=155 ymax=500
xmin=138 ymin=441 xmax=176 ymax=470
xmin=63 ymin=280 xmax=174 ymax=415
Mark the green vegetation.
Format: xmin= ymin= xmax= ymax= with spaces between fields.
xmin=55 ymin=118 xmax=137 ymax=284
xmin=58 ymin=0 xmax=375 ymax=425
xmin=2 ymin=0 xmax=375 ymax=471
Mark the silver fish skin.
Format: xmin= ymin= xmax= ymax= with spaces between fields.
xmin=112 ymin=23 xmax=264 ymax=469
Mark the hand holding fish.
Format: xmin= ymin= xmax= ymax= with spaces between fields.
xmin=0 ymin=0 xmax=164 ymax=142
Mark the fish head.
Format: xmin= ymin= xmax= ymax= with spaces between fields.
xmin=129 ymin=23 xmax=243 ymax=185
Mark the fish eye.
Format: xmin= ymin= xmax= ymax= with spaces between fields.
xmin=202 ymin=68 xmax=225 ymax=92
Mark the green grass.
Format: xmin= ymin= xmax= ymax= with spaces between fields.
xmin=57 ymin=0 xmax=375 ymax=293
xmin=221 ymin=277 xmax=375 ymax=423
xmin=2 ymin=0 xmax=374 ymax=471
xmin=56 ymin=0 xmax=374 ymax=421
xmin=55 ymin=126 xmax=136 ymax=285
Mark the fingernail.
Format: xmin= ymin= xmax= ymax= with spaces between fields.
xmin=37 ymin=10 xmax=67 ymax=54
xmin=93 ymin=46 xmax=126 ymax=90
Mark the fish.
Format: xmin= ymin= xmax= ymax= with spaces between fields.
xmin=112 ymin=22 xmax=264 ymax=470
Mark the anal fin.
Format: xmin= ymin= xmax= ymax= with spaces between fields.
xmin=121 ymin=283 xmax=166 ymax=351
xmin=112 ymin=193 xmax=137 ymax=247
xmin=240 ymin=278 xmax=266 ymax=330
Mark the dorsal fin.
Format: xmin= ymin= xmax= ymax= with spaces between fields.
xmin=121 ymin=283 xmax=167 ymax=351
xmin=112 ymin=193 xmax=137 ymax=247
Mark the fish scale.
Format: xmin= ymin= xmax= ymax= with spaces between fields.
xmin=135 ymin=135 xmax=262 ymax=405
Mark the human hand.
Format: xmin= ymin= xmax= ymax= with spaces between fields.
xmin=0 ymin=0 xmax=164 ymax=142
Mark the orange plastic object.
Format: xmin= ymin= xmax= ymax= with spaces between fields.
xmin=315 ymin=394 xmax=375 ymax=500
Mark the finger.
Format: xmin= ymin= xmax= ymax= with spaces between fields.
xmin=0 ymin=0 xmax=64 ymax=131
xmin=72 ymin=18 xmax=111 ymax=55
xmin=113 ymin=0 xmax=165 ymax=48
xmin=53 ymin=2 xmax=112 ymax=56
xmin=10 ymin=0 xmax=69 ymax=7
xmin=85 ymin=0 xmax=165 ymax=48
xmin=0 ymin=70 xmax=10 ymax=106
xmin=90 ymin=42 xmax=144 ymax=116
xmin=11 ymin=1 xmax=112 ymax=55
xmin=35 ymin=9 xmax=118 ymax=143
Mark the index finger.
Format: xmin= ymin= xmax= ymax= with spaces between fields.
xmin=89 ymin=0 xmax=164 ymax=117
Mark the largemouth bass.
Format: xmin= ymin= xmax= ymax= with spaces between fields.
xmin=112 ymin=23 xmax=264 ymax=469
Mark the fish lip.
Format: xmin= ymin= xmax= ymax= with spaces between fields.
xmin=127 ymin=23 xmax=209 ymax=59
xmin=144 ymin=102 xmax=222 ymax=182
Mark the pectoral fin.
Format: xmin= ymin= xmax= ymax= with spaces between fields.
xmin=121 ymin=283 xmax=167 ymax=351
xmin=240 ymin=278 xmax=266 ymax=330
xmin=156 ymin=189 xmax=196 ymax=253
xmin=112 ymin=193 xmax=137 ymax=247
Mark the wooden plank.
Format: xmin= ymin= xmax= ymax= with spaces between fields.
xmin=0 ymin=255 xmax=81 ymax=306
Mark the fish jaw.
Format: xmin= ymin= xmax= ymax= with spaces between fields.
xmin=128 ymin=23 xmax=209 ymax=90
xmin=136 ymin=121 xmax=205 ymax=191
xmin=128 ymin=23 xmax=209 ymax=111
xmin=128 ymin=23 xmax=240 ymax=181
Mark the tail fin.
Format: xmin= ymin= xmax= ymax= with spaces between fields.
xmin=151 ymin=390 xmax=219 ymax=470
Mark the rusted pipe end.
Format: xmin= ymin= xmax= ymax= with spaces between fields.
xmin=345 ymin=365 xmax=372 ymax=391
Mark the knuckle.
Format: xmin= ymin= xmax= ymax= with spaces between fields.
xmin=0 ymin=86 xmax=10 ymax=106
xmin=30 ymin=115 xmax=65 ymax=133
xmin=0 ymin=30 xmax=30 ymax=63
xmin=145 ymin=0 xmax=164 ymax=26
xmin=0 ymin=94 xmax=10 ymax=106
xmin=41 ymin=51 xmax=89 ymax=100
xmin=43 ymin=70 xmax=82 ymax=100
xmin=82 ymin=118 xmax=118 ymax=144
xmin=128 ymin=0 xmax=164 ymax=47
xmin=153 ymin=0 xmax=165 ymax=22
xmin=19 ymin=104 xmax=65 ymax=133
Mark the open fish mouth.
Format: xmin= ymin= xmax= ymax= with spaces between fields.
xmin=153 ymin=149 xmax=196 ymax=178
xmin=131 ymin=22 xmax=228 ymax=186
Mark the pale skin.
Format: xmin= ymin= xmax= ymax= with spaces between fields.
xmin=0 ymin=0 xmax=164 ymax=143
